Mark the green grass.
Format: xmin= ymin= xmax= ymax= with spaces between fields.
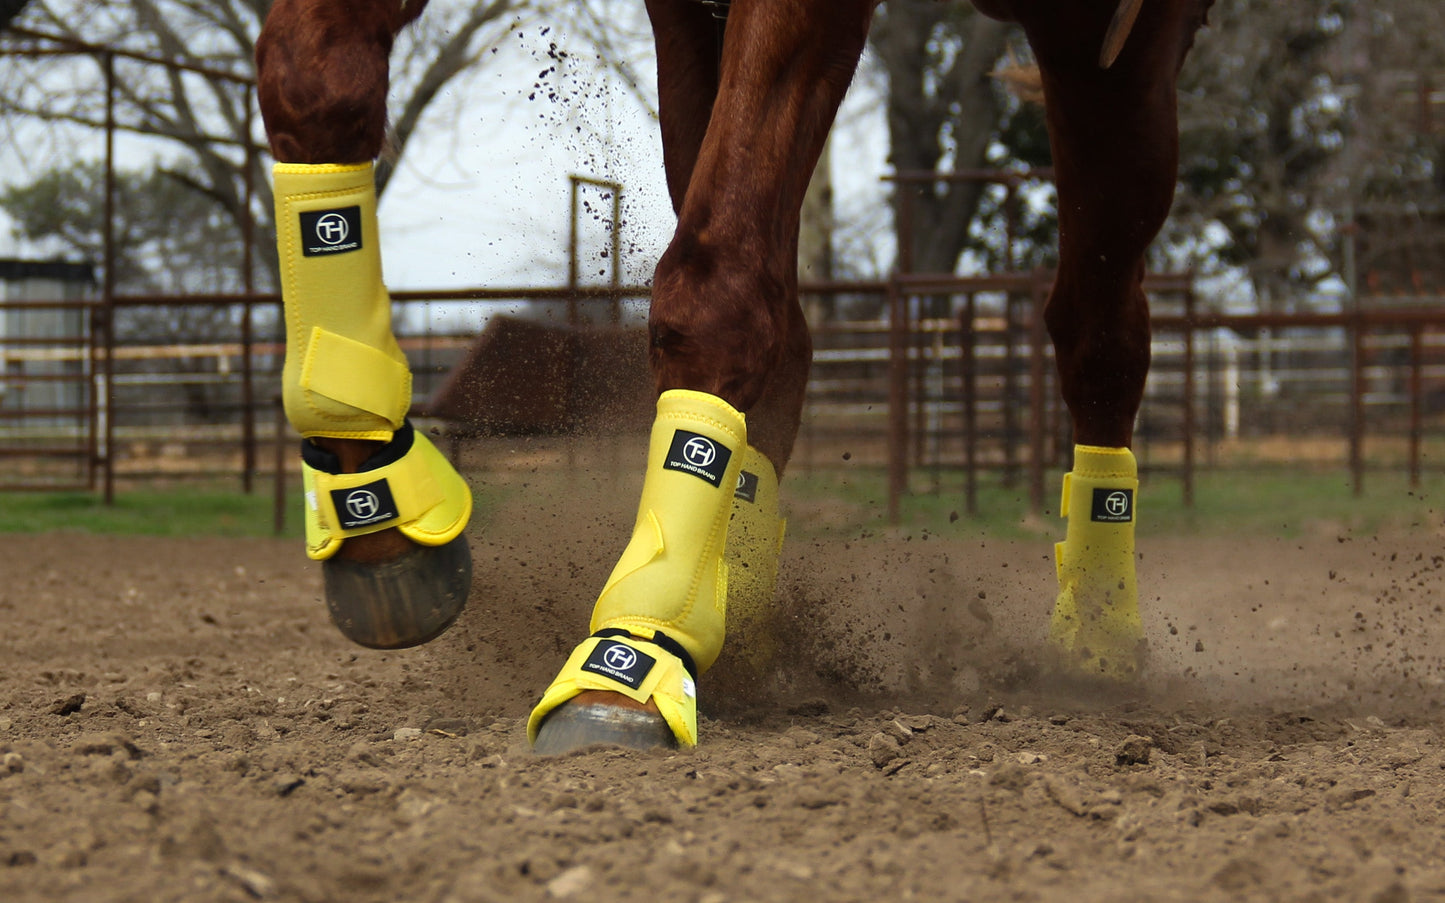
xmin=784 ymin=466 xmax=1445 ymax=541
xmin=2 ymin=467 xmax=1443 ymax=541
xmin=0 ymin=486 xmax=304 ymax=538
xmin=0 ymin=479 xmax=512 ymax=539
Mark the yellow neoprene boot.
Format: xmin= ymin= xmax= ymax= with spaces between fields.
xmin=299 ymin=422 xmax=471 ymax=559
xmin=1049 ymin=444 xmax=1144 ymax=678
xmin=723 ymin=446 xmax=785 ymax=667
xmin=273 ymin=162 xmax=470 ymax=560
xmin=275 ymin=162 xmax=408 ymax=441
xmin=529 ymin=389 xmax=746 ymax=748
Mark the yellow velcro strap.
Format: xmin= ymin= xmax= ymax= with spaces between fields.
xmin=1050 ymin=444 xmax=1142 ymax=677
xmin=275 ymin=162 xmax=410 ymax=440
xmin=590 ymin=389 xmax=746 ymax=674
xmin=301 ymin=430 xmax=471 ymax=560
xmin=300 ymin=327 xmax=410 ymax=425
xmin=527 ymin=634 xmax=699 ymax=748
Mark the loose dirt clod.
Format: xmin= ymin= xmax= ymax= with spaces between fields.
xmin=1115 ymin=735 xmax=1153 ymax=766
xmin=47 ymin=694 xmax=85 ymax=717
xmin=868 ymin=732 xmax=902 ymax=767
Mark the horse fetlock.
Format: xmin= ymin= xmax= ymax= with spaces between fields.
xmin=1050 ymin=445 xmax=1143 ymax=678
xmin=650 ymin=252 xmax=799 ymax=409
xmin=274 ymin=162 xmax=410 ymax=441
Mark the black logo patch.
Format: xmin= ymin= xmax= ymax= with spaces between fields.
xmin=300 ymin=206 xmax=362 ymax=257
xmin=663 ymin=429 xmax=731 ymax=487
xmin=582 ymin=641 xmax=657 ymax=690
xmin=735 ymin=470 xmax=759 ymax=503
xmin=1090 ymin=488 xmax=1134 ymax=523
xmin=330 ymin=479 xmax=400 ymax=530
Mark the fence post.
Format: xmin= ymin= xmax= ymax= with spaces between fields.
xmin=1350 ymin=310 xmax=1365 ymax=496
xmin=101 ymin=50 xmax=117 ymax=505
xmin=961 ymin=295 xmax=978 ymax=516
xmin=240 ymin=300 xmax=255 ymax=494
xmin=567 ymin=176 xmax=580 ymax=328
xmin=887 ymin=277 xmax=909 ymax=525
xmin=273 ymin=397 xmax=287 ymax=535
xmin=1409 ymin=324 xmax=1423 ymax=489
xmin=1028 ymin=276 xmax=1048 ymax=516
xmin=1182 ymin=282 xmax=1196 ymax=507
xmin=240 ymin=100 xmax=257 ymax=495
xmin=913 ymin=295 xmax=926 ymax=471
xmin=1003 ymin=291 xmax=1020 ymax=489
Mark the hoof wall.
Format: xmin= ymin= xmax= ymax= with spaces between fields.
xmin=322 ymin=534 xmax=472 ymax=649
xmin=533 ymin=701 xmax=677 ymax=755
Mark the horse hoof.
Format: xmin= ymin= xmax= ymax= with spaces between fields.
xmin=532 ymin=696 xmax=676 ymax=755
xmin=322 ymin=534 xmax=472 ymax=649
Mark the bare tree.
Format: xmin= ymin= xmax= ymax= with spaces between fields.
xmin=1167 ymin=0 xmax=1445 ymax=310
xmin=0 ymin=0 xmax=29 ymax=30
xmin=869 ymin=1 xmax=1019 ymax=277
xmin=0 ymin=0 xmax=528 ymax=285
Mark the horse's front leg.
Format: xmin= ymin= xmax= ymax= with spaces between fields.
xmin=1020 ymin=0 xmax=1212 ymax=677
xmin=530 ymin=0 xmax=876 ymax=753
xmin=255 ymin=0 xmax=473 ymax=649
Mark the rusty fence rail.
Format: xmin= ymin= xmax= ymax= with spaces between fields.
xmin=868 ymin=273 xmax=1445 ymax=521
xmin=0 ymin=287 xmax=653 ymax=495
xmin=7 ymin=279 xmax=1445 ymax=529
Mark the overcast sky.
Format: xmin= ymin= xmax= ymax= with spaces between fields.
xmin=373 ymin=22 xmax=892 ymax=293
xmin=375 ymin=24 xmax=676 ymax=292
xmin=0 ymin=16 xmax=892 ymax=309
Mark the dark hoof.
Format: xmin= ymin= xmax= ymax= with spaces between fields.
xmin=322 ymin=534 xmax=472 ymax=649
xmin=533 ymin=701 xmax=677 ymax=755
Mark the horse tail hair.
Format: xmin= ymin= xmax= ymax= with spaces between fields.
xmin=993 ymin=52 xmax=1044 ymax=106
xmin=1099 ymin=0 xmax=1144 ymax=68
xmin=993 ymin=0 xmax=1151 ymax=102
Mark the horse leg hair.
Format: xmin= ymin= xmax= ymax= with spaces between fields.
xmin=256 ymin=0 xmax=425 ymax=164
xmin=645 ymin=0 xmax=876 ymax=474
xmin=1019 ymin=0 xmax=1212 ymax=447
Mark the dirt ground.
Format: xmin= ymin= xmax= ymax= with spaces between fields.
xmin=3 ymin=471 xmax=1445 ymax=903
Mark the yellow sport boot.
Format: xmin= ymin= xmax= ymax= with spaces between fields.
xmin=721 ymin=446 xmax=785 ymax=671
xmin=274 ymin=162 xmax=472 ymax=648
xmin=1049 ymin=444 xmax=1144 ymax=678
xmin=274 ymin=162 xmax=410 ymax=441
xmin=530 ymin=390 xmax=746 ymax=750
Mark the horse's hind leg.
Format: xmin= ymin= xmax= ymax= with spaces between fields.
xmin=255 ymin=0 xmax=472 ymax=649
xmin=1019 ymin=0 xmax=1211 ymax=677
xmin=530 ymin=0 xmax=875 ymax=753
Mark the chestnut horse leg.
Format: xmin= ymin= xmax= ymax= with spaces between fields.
xmin=1011 ymin=0 xmax=1212 ymax=676
xmin=255 ymin=0 xmax=473 ymax=649
xmin=645 ymin=0 xmax=874 ymax=465
xmin=530 ymin=0 xmax=876 ymax=753
xmin=648 ymin=0 xmax=812 ymax=673
xmin=255 ymin=0 xmax=419 ymax=164
xmin=641 ymin=0 xmax=817 ymax=475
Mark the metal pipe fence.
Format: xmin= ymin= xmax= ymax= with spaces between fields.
xmin=6 ymin=279 xmax=1445 ymax=530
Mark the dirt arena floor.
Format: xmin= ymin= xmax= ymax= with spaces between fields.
xmin=3 ymin=472 xmax=1445 ymax=903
